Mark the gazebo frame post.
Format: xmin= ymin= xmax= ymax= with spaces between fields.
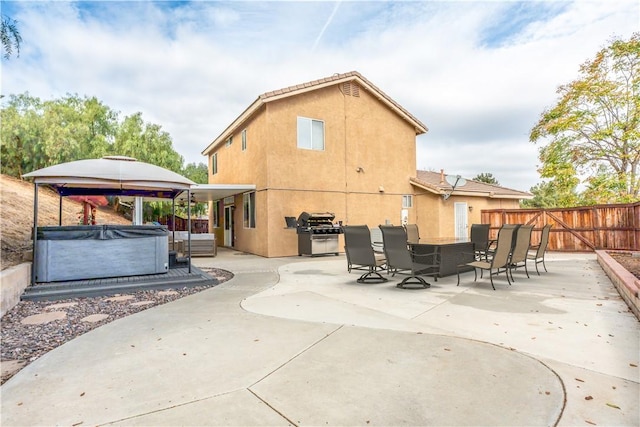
xmin=58 ymin=195 xmax=62 ymax=226
xmin=31 ymin=184 xmax=39 ymax=286
xmin=187 ymin=189 xmax=192 ymax=273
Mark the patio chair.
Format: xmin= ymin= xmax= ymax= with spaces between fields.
xmin=508 ymin=224 xmax=534 ymax=280
xmin=379 ymin=225 xmax=438 ymax=289
xmin=370 ymin=226 xmax=385 ymax=255
xmin=343 ymin=225 xmax=388 ymax=283
xmin=486 ymin=223 xmax=520 ymax=260
xmin=404 ymin=224 xmax=420 ymax=245
xmin=527 ymin=224 xmax=552 ymax=275
xmin=470 ymin=223 xmax=491 ymax=261
xmin=457 ymin=224 xmax=516 ymax=290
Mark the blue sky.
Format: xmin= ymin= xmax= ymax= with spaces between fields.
xmin=2 ymin=0 xmax=638 ymax=191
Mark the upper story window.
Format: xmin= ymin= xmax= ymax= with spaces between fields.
xmin=241 ymin=129 xmax=247 ymax=151
xmin=212 ymin=153 xmax=218 ymax=175
xmin=402 ymin=195 xmax=413 ymax=208
xmin=226 ymin=136 xmax=233 ymax=147
xmin=297 ymin=116 xmax=324 ymax=151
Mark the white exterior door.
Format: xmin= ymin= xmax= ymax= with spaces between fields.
xmin=454 ymin=202 xmax=468 ymax=239
xmin=224 ymin=205 xmax=234 ymax=247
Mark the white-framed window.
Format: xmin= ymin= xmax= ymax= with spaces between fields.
xmin=226 ymin=136 xmax=233 ymax=147
xmin=297 ymin=116 xmax=324 ymax=150
xmin=212 ymin=153 xmax=218 ymax=175
xmin=241 ymin=129 xmax=247 ymax=151
xmin=402 ymin=195 xmax=413 ymax=208
xmin=243 ymin=191 xmax=256 ymax=229
xmin=213 ymin=201 xmax=220 ymax=227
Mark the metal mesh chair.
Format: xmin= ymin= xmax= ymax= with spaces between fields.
xmin=527 ymin=224 xmax=552 ymax=275
xmin=509 ymin=225 xmax=534 ymax=280
xmin=370 ymin=226 xmax=385 ymax=255
xmin=380 ymin=225 xmax=438 ymax=289
xmin=457 ymin=224 xmax=516 ymax=290
xmin=470 ymin=223 xmax=490 ymax=261
xmin=343 ymin=225 xmax=387 ymax=283
xmin=404 ymin=224 xmax=420 ymax=245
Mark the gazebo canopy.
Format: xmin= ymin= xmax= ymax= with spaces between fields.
xmin=22 ymin=156 xmax=195 ymax=198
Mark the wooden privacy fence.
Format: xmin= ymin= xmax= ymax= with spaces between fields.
xmin=157 ymin=215 xmax=209 ymax=233
xmin=481 ymin=202 xmax=640 ymax=252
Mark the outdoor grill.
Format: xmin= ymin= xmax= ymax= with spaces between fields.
xmin=296 ymin=211 xmax=343 ymax=256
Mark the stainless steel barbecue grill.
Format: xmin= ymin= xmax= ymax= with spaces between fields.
xmin=296 ymin=212 xmax=342 ymax=256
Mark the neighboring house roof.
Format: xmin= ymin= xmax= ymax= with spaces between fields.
xmin=411 ymin=170 xmax=533 ymax=200
xmin=202 ymin=71 xmax=428 ymax=156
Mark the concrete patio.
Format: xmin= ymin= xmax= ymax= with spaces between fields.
xmin=1 ymin=249 xmax=638 ymax=426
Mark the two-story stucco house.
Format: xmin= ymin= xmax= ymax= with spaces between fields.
xmin=202 ymin=71 xmax=530 ymax=257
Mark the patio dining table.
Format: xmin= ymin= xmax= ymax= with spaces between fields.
xmin=411 ymin=237 xmax=475 ymax=277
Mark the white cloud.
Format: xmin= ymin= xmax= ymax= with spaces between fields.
xmin=2 ymin=0 xmax=637 ymax=192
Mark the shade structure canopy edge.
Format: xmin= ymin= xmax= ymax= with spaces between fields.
xmin=22 ymin=157 xmax=195 ymax=198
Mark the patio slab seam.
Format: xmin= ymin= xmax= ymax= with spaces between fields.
xmin=248 ymin=324 xmax=345 ymax=390
xmin=246 ymin=388 xmax=298 ymax=426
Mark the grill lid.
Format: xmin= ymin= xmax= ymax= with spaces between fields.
xmin=297 ymin=212 xmax=335 ymax=228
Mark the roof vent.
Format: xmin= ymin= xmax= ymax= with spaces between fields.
xmin=342 ymin=82 xmax=360 ymax=97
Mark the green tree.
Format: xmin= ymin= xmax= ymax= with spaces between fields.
xmin=113 ymin=112 xmax=184 ymax=173
xmin=473 ymin=172 xmax=499 ymax=185
xmin=1 ymin=93 xmax=118 ymax=176
xmin=1 ymin=93 xmax=47 ymax=177
xmin=522 ymin=180 xmax=579 ymax=208
xmin=40 ymin=95 xmax=116 ymax=165
xmin=182 ymin=162 xmax=208 ymax=184
xmin=1 ymin=14 xmax=22 ymax=59
xmin=1 ymin=93 xmax=188 ymax=179
xmin=530 ymin=32 xmax=640 ymax=203
xmin=580 ymin=165 xmax=635 ymax=205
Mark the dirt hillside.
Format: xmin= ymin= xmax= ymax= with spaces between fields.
xmin=1 ymin=174 xmax=130 ymax=270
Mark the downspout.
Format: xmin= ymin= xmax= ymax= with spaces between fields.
xmin=58 ymin=194 xmax=62 ymax=226
xmin=341 ymin=83 xmax=348 ymax=224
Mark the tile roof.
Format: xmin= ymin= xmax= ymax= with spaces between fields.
xmin=258 ymin=71 xmax=427 ymax=133
xmin=411 ymin=170 xmax=533 ymax=199
xmin=202 ymin=71 xmax=427 ymax=155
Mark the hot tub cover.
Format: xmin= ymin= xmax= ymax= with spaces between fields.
xmin=37 ymin=225 xmax=169 ymax=240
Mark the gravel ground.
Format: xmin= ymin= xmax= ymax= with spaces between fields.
xmin=0 ymin=267 xmax=233 ymax=385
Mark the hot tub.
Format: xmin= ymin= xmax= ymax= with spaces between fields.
xmin=35 ymin=225 xmax=169 ymax=282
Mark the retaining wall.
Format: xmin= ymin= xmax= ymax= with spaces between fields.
xmin=596 ymin=250 xmax=640 ymax=321
xmin=1 ymin=263 xmax=31 ymax=318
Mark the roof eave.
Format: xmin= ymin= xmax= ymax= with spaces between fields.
xmin=455 ymin=190 xmax=533 ymax=199
xmin=411 ymin=180 xmax=532 ymax=199
xmin=201 ymin=97 xmax=264 ymax=156
xmin=202 ymin=73 xmax=428 ymax=157
xmin=410 ymin=179 xmax=443 ymax=195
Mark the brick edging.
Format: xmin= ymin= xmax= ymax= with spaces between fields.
xmin=596 ymin=250 xmax=640 ymax=321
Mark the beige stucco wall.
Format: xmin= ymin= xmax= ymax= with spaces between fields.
xmin=414 ymin=190 xmax=521 ymax=239
xmin=207 ymin=83 xmax=419 ymax=257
